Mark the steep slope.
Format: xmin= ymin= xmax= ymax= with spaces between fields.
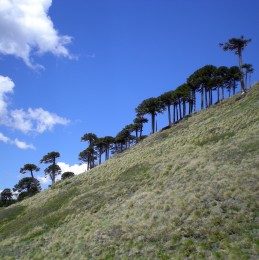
xmin=1 ymin=85 xmax=259 ymax=259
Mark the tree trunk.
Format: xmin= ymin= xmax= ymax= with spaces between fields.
xmin=151 ymin=113 xmax=155 ymax=134
xmin=193 ymin=89 xmax=196 ymax=112
xmin=99 ymin=152 xmax=101 ymax=165
xmin=173 ymin=104 xmax=176 ymax=123
xmin=50 ymin=172 xmax=55 ymax=186
xmin=167 ymin=104 xmax=171 ymax=125
xmin=205 ymin=88 xmax=208 ymax=108
xmin=201 ymin=87 xmax=204 ymax=110
xmin=238 ymin=51 xmax=246 ymax=93
xmin=30 ymin=170 xmax=39 ymax=191
xmin=183 ymin=100 xmax=186 ymax=118
xmin=221 ymin=86 xmax=224 ymax=100
xmin=217 ymin=86 xmax=220 ymax=103
xmin=210 ymin=89 xmax=213 ymax=106
xmin=179 ymin=101 xmax=182 ymax=120
xmin=189 ymin=94 xmax=192 ymax=114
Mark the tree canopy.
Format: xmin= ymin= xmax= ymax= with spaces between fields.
xmin=220 ymin=36 xmax=252 ymax=93
xmin=13 ymin=177 xmax=41 ymax=201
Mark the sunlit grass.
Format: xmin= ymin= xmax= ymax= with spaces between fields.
xmin=0 ymin=84 xmax=258 ymax=259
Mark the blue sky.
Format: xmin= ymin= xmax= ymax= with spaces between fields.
xmin=0 ymin=0 xmax=259 ymax=191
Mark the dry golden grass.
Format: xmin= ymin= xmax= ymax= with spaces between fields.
xmin=0 ymin=84 xmax=259 ymax=259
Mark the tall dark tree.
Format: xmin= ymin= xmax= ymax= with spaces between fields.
xmin=176 ymin=84 xmax=192 ymax=119
xmin=228 ymin=66 xmax=241 ymax=96
xmin=115 ymin=127 xmax=134 ymax=152
xmin=159 ymin=90 xmax=175 ymax=125
xmin=133 ymin=116 xmax=148 ymax=137
xmin=20 ymin=164 xmax=40 ymax=191
xmin=40 ymin=151 xmax=60 ymax=186
xmin=13 ymin=177 xmax=41 ymax=201
xmin=103 ymin=136 xmax=115 ymax=160
xmin=125 ymin=123 xmax=142 ymax=141
xmin=79 ymin=147 xmax=96 ymax=170
xmin=136 ymin=97 xmax=165 ymax=134
xmin=44 ymin=165 xmax=62 ymax=185
xmin=94 ymin=137 xmax=105 ymax=165
xmin=220 ymin=36 xmax=251 ymax=93
xmin=215 ymin=66 xmax=230 ymax=102
xmin=242 ymin=63 xmax=254 ymax=89
xmin=81 ymin=133 xmax=98 ymax=147
xmin=0 ymin=188 xmax=13 ymax=207
xmin=187 ymin=65 xmax=217 ymax=109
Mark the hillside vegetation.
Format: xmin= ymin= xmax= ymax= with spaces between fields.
xmin=1 ymin=84 xmax=259 ymax=259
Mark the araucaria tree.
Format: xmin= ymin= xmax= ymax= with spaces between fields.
xmin=13 ymin=177 xmax=41 ymax=201
xmin=220 ymin=36 xmax=252 ymax=93
xmin=136 ymin=97 xmax=165 ymax=134
xmin=81 ymin=133 xmax=98 ymax=147
xmin=20 ymin=164 xmax=40 ymax=191
xmin=133 ymin=116 xmax=148 ymax=137
xmin=79 ymin=147 xmax=96 ymax=170
xmin=187 ymin=65 xmax=217 ymax=109
xmin=159 ymin=90 xmax=175 ymax=125
xmin=242 ymin=63 xmax=254 ymax=88
xmin=40 ymin=151 xmax=61 ymax=186
xmin=0 ymin=188 xmax=13 ymax=207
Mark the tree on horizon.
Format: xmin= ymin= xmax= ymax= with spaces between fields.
xmin=136 ymin=98 xmax=165 ymax=134
xmin=81 ymin=133 xmax=98 ymax=147
xmin=242 ymin=63 xmax=254 ymax=89
xmin=79 ymin=147 xmax=96 ymax=170
xmin=40 ymin=151 xmax=61 ymax=186
xmin=0 ymin=188 xmax=13 ymax=207
xmin=13 ymin=177 xmax=41 ymax=201
xmin=220 ymin=36 xmax=251 ymax=93
xmin=20 ymin=164 xmax=40 ymax=191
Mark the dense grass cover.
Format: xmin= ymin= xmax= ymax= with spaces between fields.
xmin=1 ymin=84 xmax=259 ymax=259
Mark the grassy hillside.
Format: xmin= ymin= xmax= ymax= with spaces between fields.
xmin=1 ymin=84 xmax=259 ymax=259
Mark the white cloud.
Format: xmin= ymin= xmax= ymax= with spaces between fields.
xmin=58 ymin=162 xmax=88 ymax=175
xmin=0 ymin=0 xmax=73 ymax=68
xmin=9 ymin=108 xmax=70 ymax=134
xmin=0 ymin=75 xmax=70 ymax=134
xmin=37 ymin=175 xmax=51 ymax=186
xmin=0 ymin=131 xmax=35 ymax=149
xmin=13 ymin=138 xmax=35 ymax=150
xmin=0 ymin=132 xmax=9 ymax=143
xmin=0 ymin=75 xmax=14 ymax=115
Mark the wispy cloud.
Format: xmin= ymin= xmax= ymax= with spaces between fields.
xmin=0 ymin=75 xmax=14 ymax=115
xmin=0 ymin=0 xmax=73 ymax=68
xmin=0 ymin=132 xmax=35 ymax=150
xmin=0 ymin=75 xmax=70 ymax=135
